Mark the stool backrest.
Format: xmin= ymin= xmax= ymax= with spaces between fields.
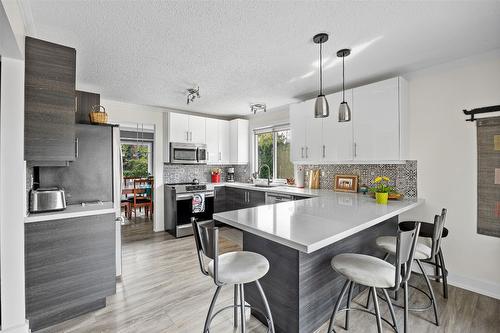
xmin=191 ymin=219 xmax=222 ymax=286
xmin=395 ymin=222 xmax=421 ymax=288
xmin=431 ymin=210 xmax=446 ymax=258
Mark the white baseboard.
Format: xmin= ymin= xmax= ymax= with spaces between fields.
xmin=0 ymin=320 xmax=30 ymax=333
xmin=448 ymin=272 xmax=500 ymax=300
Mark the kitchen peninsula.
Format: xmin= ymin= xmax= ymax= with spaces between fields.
xmin=213 ymin=189 xmax=423 ymax=333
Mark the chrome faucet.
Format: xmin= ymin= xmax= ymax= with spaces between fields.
xmin=259 ymin=164 xmax=271 ymax=186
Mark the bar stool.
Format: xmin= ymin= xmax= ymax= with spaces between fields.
xmin=328 ymin=222 xmax=421 ymax=333
xmin=374 ymin=212 xmax=446 ymax=328
xmin=399 ymin=208 xmax=449 ymax=298
xmin=191 ymin=219 xmax=275 ymax=333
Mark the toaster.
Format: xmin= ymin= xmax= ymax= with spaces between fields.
xmin=30 ymin=187 xmax=67 ymax=213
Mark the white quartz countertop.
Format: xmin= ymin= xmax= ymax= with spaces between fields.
xmin=25 ymin=201 xmax=115 ymax=223
xmin=214 ymin=182 xmax=319 ymax=197
xmin=213 ymin=190 xmax=423 ymax=254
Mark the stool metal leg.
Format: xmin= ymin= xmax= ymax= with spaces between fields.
xmin=438 ymin=249 xmax=448 ymax=299
xmin=239 ymin=284 xmax=246 ymax=333
xmin=204 ymin=286 xmax=222 ymax=333
xmin=403 ymin=282 xmax=409 ymax=333
xmin=345 ymin=281 xmax=354 ymax=330
xmin=382 ymin=288 xmax=398 ymax=333
xmin=234 ymin=284 xmax=239 ymax=328
xmin=372 ymin=287 xmax=383 ymax=333
xmin=365 ymin=287 xmax=372 ymax=309
xmin=328 ymin=280 xmax=350 ymax=333
xmin=416 ymin=259 xmax=439 ymax=326
xmin=366 ymin=253 xmax=390 ymax=309
xmin=255 ymin=280 xmax=275 ymax=333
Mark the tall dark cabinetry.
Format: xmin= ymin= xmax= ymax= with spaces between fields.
xmin=24 ymin=37 xmax=76 ymax=164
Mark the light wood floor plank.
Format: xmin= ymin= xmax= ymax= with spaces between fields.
xmin=39 ymin=222 xmax=500 ymax=333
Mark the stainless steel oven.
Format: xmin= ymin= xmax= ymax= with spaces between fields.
xmin=170 ymin=142 xmax=207 ymax=164
xmin=164 ymin=182 xmax=215 ymax=237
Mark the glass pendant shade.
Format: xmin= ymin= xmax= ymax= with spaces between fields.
xmin=338 ymin=101 xmax=351 ymax=122
xmin=315 ymin=94 xmax=329 ymax=118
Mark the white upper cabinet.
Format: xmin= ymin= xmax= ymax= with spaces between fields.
xmin=205 ymin=118 xmax=220 ymax=164
xmin=290 ymin=99 xmax=312 ymax=162
xmin=322 ymin=90 xmax=354 ymax=161
xmin=229 ymin=119 xmax=249 ymax=164
xmin=169 ymin=112 xmax=190 ymax=143
xmin=188 ymin=115 xmax=206 ymax=144
xmin=352 ymin=77 xmax=403 ymax=161
xmin=218 ymin=120 xmax=230 ymax=164
xmin=168 ymin=113 xmax=206 ymax=144
xmin=290 ymin=77 xmax=407 ymax=163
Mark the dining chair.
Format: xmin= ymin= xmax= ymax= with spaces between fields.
xmin=128 ymin=178 xmax=153 ymax=219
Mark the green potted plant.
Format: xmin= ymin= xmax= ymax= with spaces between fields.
xmin=370 ymin=176 xmax=393 ymax=204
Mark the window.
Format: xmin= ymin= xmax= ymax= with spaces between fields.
xmin=121 ymin=141 xmax=153 ymax=178
xmin=254 ymin=127 xmax=293 ymax=180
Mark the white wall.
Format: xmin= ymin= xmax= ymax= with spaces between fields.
xmin=401 ymin=49 xmax=500 ymax=299
xmin=101 ymin=99 xmax=166 ymax=232
xmin=0 ymin=1 xmax=29 ymax=332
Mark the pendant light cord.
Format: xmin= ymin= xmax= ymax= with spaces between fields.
xmin=342 ymin=55 xmax=345 ymax=102
xmin=319 ymin=41 xmax=323 ymax=95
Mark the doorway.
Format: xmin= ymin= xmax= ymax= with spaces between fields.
xmin=119 ymin=123 xmax=156 ymax=242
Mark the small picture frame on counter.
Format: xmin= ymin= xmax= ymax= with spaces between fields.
xmin=334 ymin=175 xmax=358 ymax=193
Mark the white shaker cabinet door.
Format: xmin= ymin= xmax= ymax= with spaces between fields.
xmin=218 ymin=120 xmax=230 ymax=164
xmin=305 ymin=109 xmax=323 ymax=162
xmin=169 ymin=112 xmax=190 ymax=143
xmin=205 ymin=118 xmax=219 ymax=164
xmin=188 ymin=115 xmax=206 ymax=144
xmin=290 ymin=102 xmax=308 ymax=162
xmin=352 ymin=77 xmax=400 ymax=161
xmin=322 ymin=90 xmax=354 ymax=161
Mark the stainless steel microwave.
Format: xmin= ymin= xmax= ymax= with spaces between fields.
xmin=170 ymin=142 xmax=207 ymax=164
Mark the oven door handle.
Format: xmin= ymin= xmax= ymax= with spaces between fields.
xmin=176 ymin=192 xmax=215 ymax=200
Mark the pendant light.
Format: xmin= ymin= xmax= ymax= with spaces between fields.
xmin=313 ymin=33 xmax=329 ymax=118
xmin=337 ymin=48 xmax=351 ymax=122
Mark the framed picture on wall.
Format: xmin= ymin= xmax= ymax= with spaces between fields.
xmin=334 ymin=175 xmax=358 ymax=193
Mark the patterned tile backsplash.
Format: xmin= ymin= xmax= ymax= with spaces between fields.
xmin=163 ymin=164 xmax=250 ymax=184
xmin=299 ymin=161 xmax=417 ymax=198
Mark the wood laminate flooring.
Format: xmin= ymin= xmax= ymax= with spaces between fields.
xmin=39 ymin=228 xmax=500 ymax=333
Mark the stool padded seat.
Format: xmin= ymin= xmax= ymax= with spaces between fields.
xmin=376 ymin=236 xmax=432 ymax=260
xmin=399 ymin=221 xmax=449 ymax=238
xmin=331 ymin=253 xmax=396 ymax=288
xmin=208 ymin=251 xmax=269 ymax=285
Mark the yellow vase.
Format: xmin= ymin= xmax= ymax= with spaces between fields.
xmin=376 ymin=192 xmax=389 ymax=204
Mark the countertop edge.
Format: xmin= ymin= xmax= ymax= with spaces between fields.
xmin=25 ymin=206 xmax=116 ymax=223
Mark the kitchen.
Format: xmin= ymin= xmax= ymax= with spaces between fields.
xmin=0 ymin=1 xmax=500 ymax=333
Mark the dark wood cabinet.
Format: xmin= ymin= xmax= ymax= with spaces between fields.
xmin=25 ymin=213 xmax=116 ymax=331
xmin=225 ymin=187 xmax=266 ymax=210
xmin=25 ymin=37 xmax=76 ymax=164
xmin=75 ymin=90 xmax=100 ymax=124
xmin=214 ymin=186 xmax=227 ymax=213
xmin=248 ymin=189 xmax=266 ymax=207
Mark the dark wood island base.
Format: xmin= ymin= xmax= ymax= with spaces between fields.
xmin=242 ymin=216 xmax=398 ymax=333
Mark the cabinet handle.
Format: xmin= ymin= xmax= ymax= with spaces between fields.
xmin=186 ymin=131 xmax=189 ymax=141
xmin=354 ymin=142 xmax=357 ymax=158
xmin=207 ymin=151 xmax=210 ymax=161
xmin=219 ymin=152 xmax=222 ymax=161
xmin=301 ymin=147 xmax=304 ymax=158
xmin=74 ymin=95 xmax=78 ymax=113
xmin=322 ymin=145 xmax=326 ymax=158
xmin=189 ymin=132 xmax=192 ymax=141
xmin=75 ymin=137 xmax=79 ymax=158
xmin=305 ymin=147 xmax=309 ymax=159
